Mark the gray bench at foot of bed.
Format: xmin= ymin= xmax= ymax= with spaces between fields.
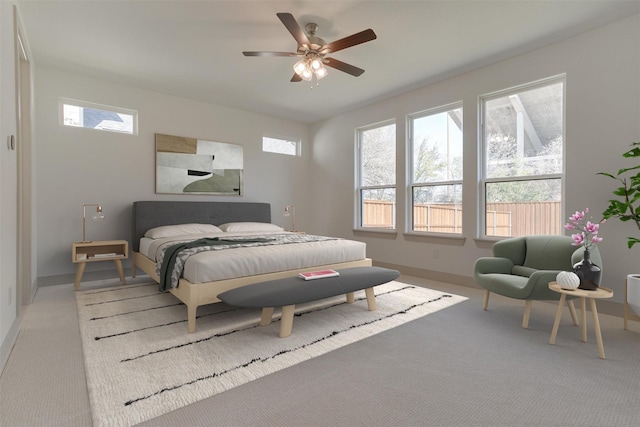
xmin=217 ymin=266 xmax=400 ymax=337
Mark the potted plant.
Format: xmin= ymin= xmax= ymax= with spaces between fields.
xmin=599 ymin=141 xmax=640 ymax=318
xmin=598 ymin=141 xmax=640 ymax=249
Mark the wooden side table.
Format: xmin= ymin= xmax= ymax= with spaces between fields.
xmin=548 ymin=282 xmax=613 ymax=359
xmin=72 ymin=240 xmax=129 ymax=290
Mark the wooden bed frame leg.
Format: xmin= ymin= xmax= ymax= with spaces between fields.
xmin=365 ymin=287 xmax=376 ymax=311
xmin=187 ymin=305 xmax=197 ymax=333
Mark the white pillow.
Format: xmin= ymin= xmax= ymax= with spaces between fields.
xmin=144 ymin=223 xmax=223 ymax=239
xmin=218 ymin=222 xmax=283 ymax=232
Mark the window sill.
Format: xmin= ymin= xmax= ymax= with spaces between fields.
xmin=403 ymin=232 xmax=466 ymax=246
xmin=353 ymin=228 xmax=398 ymax=239
xmin=474 ymin=236 xmax=503 ymax=249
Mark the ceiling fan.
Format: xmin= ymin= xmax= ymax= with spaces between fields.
xmin=242 ymin=12 xmax=377 ymax=83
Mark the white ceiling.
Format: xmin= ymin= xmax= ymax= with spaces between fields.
xmin=16 ymin=0 xmax=640 ymax=123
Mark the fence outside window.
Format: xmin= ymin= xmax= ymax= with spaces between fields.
xmin=362 ymin=200 xmax=561 ymax=236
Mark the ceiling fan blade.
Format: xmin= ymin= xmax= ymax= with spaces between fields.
xmin=243 ymin=51 xmax=299 ymax=57
xmin=324 ymin=57 xmax=365 ymax=77
xmin=321 ymin=29 xmax=377 ymax=54
xmin=277 ymin=12 xmax=310 ymax=48
xmin=290 ymin=73 xmax=302 ymax=83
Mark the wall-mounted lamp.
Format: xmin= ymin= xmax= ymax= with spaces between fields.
xmin=284 ymin=205 xmax=296 ymax=232
xmin=81 ymin=204 xmax=105 ymax=242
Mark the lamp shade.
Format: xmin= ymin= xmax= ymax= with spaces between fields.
xmin=284 ymin=205 xmax=296 ymax=231
xmin=82 ymin=204 xmax=105 ymax=242
xmin=293 ymin=59 xmax=307 ymax=76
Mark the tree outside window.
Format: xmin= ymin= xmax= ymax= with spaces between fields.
xmin=357 ymin=122 xmax=396 ymax=229
xmin=410 ymin=105 xmax=463 ymax=233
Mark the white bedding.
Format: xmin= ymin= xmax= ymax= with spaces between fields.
xmin=140 ymin=231 xmax=367 ymax=284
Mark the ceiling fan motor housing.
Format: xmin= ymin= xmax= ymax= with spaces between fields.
xmin=301 ymin=23 xmax=326 ymax=53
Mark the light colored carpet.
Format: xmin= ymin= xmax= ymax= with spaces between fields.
xmin=75 ymin=281 xmax=467 ymax=426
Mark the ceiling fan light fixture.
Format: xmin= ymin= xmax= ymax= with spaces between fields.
xmin=315 ymin=64 xmax=328 ymax=79
xmin=300 ymin=67 xmax=313 ymax=81
xmin=310 ymin=56 xmax=323 ymax=70
xmin=293 ymin=59 xmax=307 ymax=75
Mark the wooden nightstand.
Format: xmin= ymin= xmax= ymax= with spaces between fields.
xmin=72 ymin=240 xmax=129 ymax=290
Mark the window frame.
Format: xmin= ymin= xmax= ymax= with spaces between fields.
xmin=478 ymin=75 xmax=565 ymax=240
xmin=355 ymin=119 xmax=397 ymax=231
xmin=407 ymin=102 xmax=464 ymax=235
xmin=59 ymin=98 xmax=138 ymax=135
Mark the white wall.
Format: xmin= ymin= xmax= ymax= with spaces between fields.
xmin=310 ymin=14 xmax=640 ymax=303
xmin=34 ymin=67 xmax=310 ymax=278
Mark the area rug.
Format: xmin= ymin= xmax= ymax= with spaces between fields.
xmin=76 ymin=280 xmax=467 ymax=426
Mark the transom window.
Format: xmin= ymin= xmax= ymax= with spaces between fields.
xmin=480 ymin=77 xmax=564 ymax=238
xmin=409 ymin=103 xmax=463 ymax=234
xmin=60 ymin=98 xmax=137 ymax=135
xmin=356 ymin=121 xmax=396 ymax=229
xmin=262 ymin=135 xmax=300 ymax=156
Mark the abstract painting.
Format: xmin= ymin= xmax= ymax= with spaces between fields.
xmin=155 ymin=133 xmax=243 ymax=195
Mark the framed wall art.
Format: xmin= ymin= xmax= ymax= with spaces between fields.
xmin=155 ymin=133 xmax=243 ymax=195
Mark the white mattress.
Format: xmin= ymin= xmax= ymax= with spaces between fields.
xmin=140 ymin=232 xmax=367 ymax=284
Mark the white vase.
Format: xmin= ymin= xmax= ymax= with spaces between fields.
xmin=556 ymin=271 xmax=580 ymax=290
xmin=627 ymin=274 xmax=640 ymax=316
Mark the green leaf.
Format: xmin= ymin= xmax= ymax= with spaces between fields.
xmin=623 ymin=150 xmax=640 ymax=158
xmin=618 ymin=165 xmax=640 ymax=175
xmin=597 ymin=172 xmax=616 ymax=179
xmin=628 ymin=238 xmax=640 ymax=249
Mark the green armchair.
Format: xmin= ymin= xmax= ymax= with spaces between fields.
xmin=473 ymin=235 xmax=602 ymax=328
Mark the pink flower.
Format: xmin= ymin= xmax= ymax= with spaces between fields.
xmin=570 ymin=211 xmax=585 ymax=221
xmin=571 ymin=233 xmax=585 ymax=246
xmin=565 ymin=208 xmax=605 ymax=249
xmin=585 ymin=221 xmax=599 ymax=234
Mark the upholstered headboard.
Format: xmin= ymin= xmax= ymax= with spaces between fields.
xmin=132 ymin=201 xmax=271 ymax=251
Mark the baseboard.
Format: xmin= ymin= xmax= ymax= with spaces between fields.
xmin=373 ymin=261 xmax=626 ymax=319
xmin=372 ymin=260 xmax=477 ymax=289
xmin=36 ymin=268 xmax=136 ymax=287
xmin=0 ymin=315 xmax=21 ymax=376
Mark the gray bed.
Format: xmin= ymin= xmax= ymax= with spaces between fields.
xmin=131 ymin=201 xmax=371 ymax=333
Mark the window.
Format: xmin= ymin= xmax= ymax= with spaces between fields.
xmin=60 ymin=98 xmax=137 ymax=135
xmin=262 ymin=135 xmax=300 ymax=156
xmin=356 ymin=121 xmax=396 ymax=229
xmin=409 ymin=104 xmax=463 ymax=234
xmin=480 ymin=77 xmax=564 ymax=238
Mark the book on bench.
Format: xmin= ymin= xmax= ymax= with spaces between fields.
xmin=298 ymin=269 xmax=340 ymax=280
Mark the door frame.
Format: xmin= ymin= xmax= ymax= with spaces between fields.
xmin=15 ymin=5 xmax=34 ymax=309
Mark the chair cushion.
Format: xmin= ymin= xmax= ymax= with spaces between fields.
xmin=479 ymin=273 xmax=531 ymax=299
xmin=511 ymin=265 xmax=537 ymax=278
xmin=522 ymin=236 xmax=575 ymax=271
